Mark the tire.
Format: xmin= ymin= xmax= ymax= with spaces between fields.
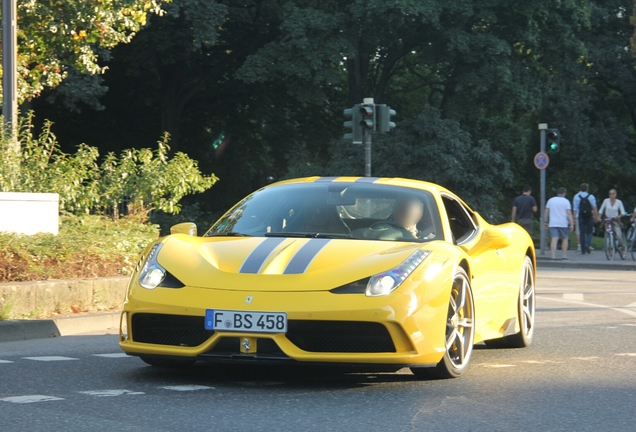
xmin=139 ymin=356 xmax=197 ymax=368
xmin=484 ymin=256 xmax=535 ymax=349
xmin=604 ymin=233 xmax=615 ymax=261
xmin=411 ymin=266 xmax=475 ymax=379
xmin=625 ymin=227 xmax=634 ymax=261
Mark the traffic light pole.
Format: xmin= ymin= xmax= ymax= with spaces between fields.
xmin=364 ymin=128 xmax=372 ymax=177
xmin=539 ymin=125 xmax=547 ymax=255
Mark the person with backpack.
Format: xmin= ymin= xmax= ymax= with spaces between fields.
xmin=573 ymin=183 xmax=599 ymax=255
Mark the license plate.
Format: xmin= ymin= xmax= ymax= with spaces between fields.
xmin=205 ymin=310 xmax=287 ymax=333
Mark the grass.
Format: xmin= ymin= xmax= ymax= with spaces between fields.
xmin=0 ymin=214 xmax=160 ymax=283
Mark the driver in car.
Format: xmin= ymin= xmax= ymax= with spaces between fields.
xmin=390 ymin=196 xmax=425 ymax=238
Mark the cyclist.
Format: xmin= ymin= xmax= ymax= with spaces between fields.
xmin=599 ymin=189 xmax=628 ymax=255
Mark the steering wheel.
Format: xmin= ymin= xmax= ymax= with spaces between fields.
xmin=369 ymin=220 xmax=404 ymax=230
xmin=369 ymin=221 xmax=415 ymax=238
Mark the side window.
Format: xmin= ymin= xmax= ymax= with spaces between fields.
xmin=442 ymin=195 xmax=477 ymax=244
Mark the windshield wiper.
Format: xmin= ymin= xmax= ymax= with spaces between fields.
xmin=207 ymin=232 xmax=253 ymax=237
xmin=265 ymin=232 xmax=352 ymax=239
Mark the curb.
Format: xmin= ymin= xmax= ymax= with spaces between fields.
xmin=0 ymin=311 xmax=120 ymax=343
xmin=536 ymin=258 xmax=636 ymax=271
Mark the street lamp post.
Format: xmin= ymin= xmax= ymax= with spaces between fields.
xmin=2 ymin=0 xmax=18 ymax=150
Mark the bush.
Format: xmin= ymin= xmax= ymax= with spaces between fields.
xmin=0 ymin=214 xmax=160 ymax=282
xmin=0 ymin=112 xmax=219 ymax=217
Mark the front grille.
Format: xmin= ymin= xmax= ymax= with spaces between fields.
xmin=286 ymin=321 xmax=396 ymax=353
xmin=131 ymin=313 xmax=214 ymax=347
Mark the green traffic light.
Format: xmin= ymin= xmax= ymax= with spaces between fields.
xmin=549 ymin=142 xmax=558 ymax=151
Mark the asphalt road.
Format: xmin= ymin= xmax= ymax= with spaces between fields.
xmin=1 ymin=268 xmax=635 ymax=432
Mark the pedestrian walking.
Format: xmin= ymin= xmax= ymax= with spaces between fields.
xmin=511 ymin=185 xmax=537 ymax=235
xmin=544 ymin=187 xmax=574 ymax=260
xmin=572 ymin=183 xmax=598 ymax=254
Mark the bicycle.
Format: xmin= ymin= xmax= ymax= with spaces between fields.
xmin=604 ymin=218 xmax=627 ymax=261
xmin=626 ymin=222 xmax=636 ymax=261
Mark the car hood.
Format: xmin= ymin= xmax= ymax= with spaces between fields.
xmin=155 ymin=235 xmax=433 ymax=291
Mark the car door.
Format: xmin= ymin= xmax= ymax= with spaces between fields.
xmin=441 ymin=194 xmax=510 ymax=341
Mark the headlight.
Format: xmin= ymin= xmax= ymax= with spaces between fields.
xmin=138 ymin=243 xmax=166 ymax=289
xmin=366 ymin=250 xmax=431 ymax=296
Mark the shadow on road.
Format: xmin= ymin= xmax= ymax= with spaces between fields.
xmin=122 ymin=360 xmax=427 ymax=389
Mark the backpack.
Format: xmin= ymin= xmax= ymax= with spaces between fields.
xmin=579 ymin=193 xmax=592 ymax=218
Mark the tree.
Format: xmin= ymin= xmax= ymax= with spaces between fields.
xmin=0 ymin=0 xmax=165 ymax=104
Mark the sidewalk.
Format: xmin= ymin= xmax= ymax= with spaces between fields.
xmin=536 ymin=249 xmax=636 ymax=270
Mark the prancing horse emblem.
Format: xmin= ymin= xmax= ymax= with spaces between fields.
xmin=241 ymin=338 xmax=251 ymax=352
xmin=245 ymin=295 xmax=254 ymax=304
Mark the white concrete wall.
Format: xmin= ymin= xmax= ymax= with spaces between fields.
xmin=0 ymin=192 xmax=59 ymax=235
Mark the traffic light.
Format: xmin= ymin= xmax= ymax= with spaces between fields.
xmin=546 ymin=129 xmax=560 ymax=153
xmin=343 ymin=104 xmax=363 ymax=143
xmin=376 ymin=104 xmax=396 ymax=133
xmin=359 ymin=104 xmax=376 ymax=131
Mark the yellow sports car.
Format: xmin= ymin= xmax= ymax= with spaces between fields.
xmin=119 ymin=177 xmax=535 ymax=378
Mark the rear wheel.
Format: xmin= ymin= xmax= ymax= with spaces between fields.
xmin=484 ymin=256 xmax=535 ymax=348
xmin=604 ymin=233 xmax=615 ymax=261
xmin=411 ymin=267 xmax=474 ymax=379
xmin=139 ymin=356 xmax=196 ymax=368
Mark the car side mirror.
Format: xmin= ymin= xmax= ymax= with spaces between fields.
xmin=170 ymin=222 xmax=197 ymax=236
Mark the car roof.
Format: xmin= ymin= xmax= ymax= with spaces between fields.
xmin=266 ymin=176 xmax=451 ymax=195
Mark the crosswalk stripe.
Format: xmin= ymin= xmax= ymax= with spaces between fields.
xmin=79 ymin=389 xmax=145 ymax=397
xmin=1 ymin=395 xmax=64 ymax=404
xmin=92 ymin=353 xmax=130 ymax=358
xmin=0 ymin=359 xmax=14 ymax=364
xmin=161 ymin=385 xmax=215 ymax=391
xmin=22 ymin=356 xmax=79 ymax=362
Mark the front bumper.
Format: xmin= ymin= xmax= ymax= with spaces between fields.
xmin=119 ymin=283 xmax=449 ymax=367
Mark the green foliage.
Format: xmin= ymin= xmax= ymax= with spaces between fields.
xmin=0 ymin=112 xmax=219 ymax=216
xmin=0 ymin=214 xmax=159 ymax=282
xmin=0 ymin=0 xmax=165 ymax=103
xmin=287 ymin=106 xmax=512 ymax=218
xmin=29 ymin=0 xmax=636 ymax=222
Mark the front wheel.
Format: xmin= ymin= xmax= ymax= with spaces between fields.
xmin=411 ymin=266 xmax=475 ymax=379
xmin=626 ymin=227 xmax=635 ymax=261
xmin=604 ymin=233 xmax=615 ymax=261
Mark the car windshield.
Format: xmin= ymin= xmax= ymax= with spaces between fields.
xmin=206 ymin=182 xmax=443 ymax=243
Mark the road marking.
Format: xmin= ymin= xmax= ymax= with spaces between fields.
xmin=521 ymin=360 xmax=562 ymax=364
xmin=161 ymin=385 xmax=215 ymax=391
xmin=0 ymin=360 xmax=14 ymax=364
xmin=22 ymin=356 xmax=79 ymax=362
xmin=536 ymin=295 xmax=636 ymax=318
xmin=621 ymin=324 xmax=636 ymax=327
xmin=79 ymin=389 xmax=145 ymax=397
xmin=572 ymin=356 xmax=600 ymax=361
xmin=1 ymin=395 xmax=64 ymax=404
xmin=563 ymin=293 xmax=584 ymax=301
xmin=92 ymin=353 xmax=130 ymax=358
xmin=615 ymin=353 xmax=636 ymax=357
